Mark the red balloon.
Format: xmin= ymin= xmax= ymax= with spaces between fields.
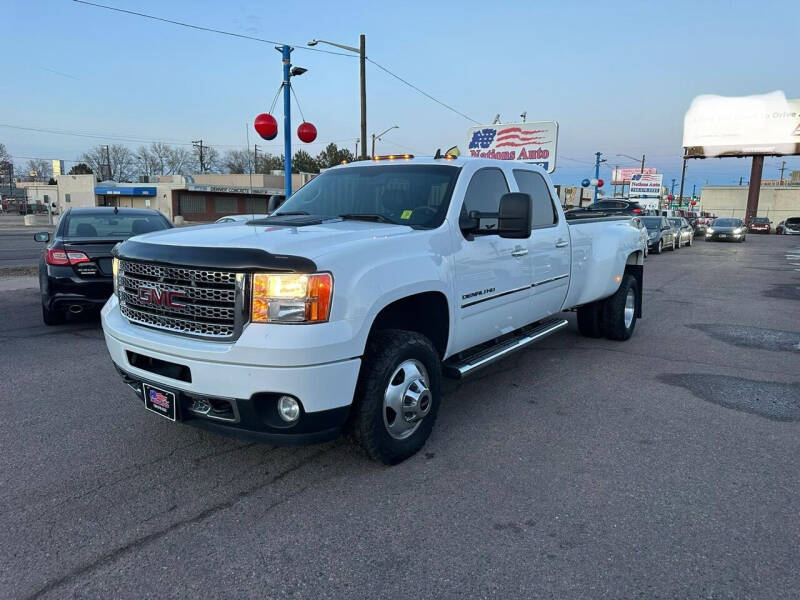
xmin=690 ymin=201 xmax=697 ymax=205
xmin=596 ymin=178 xmax=604 ymax=187
xmin=254 ymin=113 xmax=278 ymax=140
xmin=667 ymin=194 xmax=674 ymax=201
xmin=297 ymin=122 xmax=317 ymax=143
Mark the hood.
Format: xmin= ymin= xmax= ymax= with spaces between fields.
xmin=710 ymin=225 xmax=742 ymax=232
xmin=130 ymin=219 xmax=415 ymax=261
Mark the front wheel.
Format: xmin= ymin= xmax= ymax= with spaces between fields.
xmin=688 ymin=236 xmax=693 ymax=247
xmin=654 ymin=240 xmax=663 ymax=254
xmin=602 ymin=274 xmax=638 ymax=341
xmin=349 ymin=330 xmax=441 ymax=465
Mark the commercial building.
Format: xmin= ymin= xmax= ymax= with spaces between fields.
xmin=700 ymin=177 xmax=800 ymax=222
xmin=10 ymin=173 xmax=314 ymax=223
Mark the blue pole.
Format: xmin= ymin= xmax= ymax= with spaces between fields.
xmin=593 ymin=152 xmax=601 ymax=203
xmin=281 ymin=45 xmax=292 ymax=198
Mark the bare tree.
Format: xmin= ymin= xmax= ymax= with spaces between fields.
xmin=193 ymin=144 xmax=221 ymax=173
xmin=166 ymin=146 xmax=194 ymax=175
xmin=25 ymin=159 xmax=52 ymax=181
xmin=0 ymin=142 xmax=11 ymax=164
xmin=223 ymin=149 xmax=254 ymax=174
xmin=256 ymin=153 xmax=284 ymax=173
xmin=80 ymin=144 xmax=136 ymax=182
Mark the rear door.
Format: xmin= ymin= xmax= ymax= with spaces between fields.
xmin=451 ymin=167 xmax=533 ymax=352
xmin=512 ymin=168 xmax=570 ymax=320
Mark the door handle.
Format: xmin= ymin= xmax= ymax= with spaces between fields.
xmin=555 ymin=239 xmax=569 ymax=248
xmin=511 ymin=247 xmax=528 ymax=257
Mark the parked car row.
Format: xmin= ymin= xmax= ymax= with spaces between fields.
xmin=777 ymin=217 xmax=800 ymax=235
xmin=639 ymin=216 xmax=695 ymax=254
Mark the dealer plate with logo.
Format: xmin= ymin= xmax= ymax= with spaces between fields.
xmin=143 ymin=384 xmax=176 ymax=421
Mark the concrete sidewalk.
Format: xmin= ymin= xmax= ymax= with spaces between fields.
xmin=0 ymin=275 xmax=37 ymax=291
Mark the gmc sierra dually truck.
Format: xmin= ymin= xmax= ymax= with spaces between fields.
xmin=102 ymin=156 xmax=644 ymax=464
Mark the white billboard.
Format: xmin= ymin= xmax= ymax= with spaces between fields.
xmin=683 ymin=91 xmax=800 ymax=157
xmin=466 ymin=121 xmax=558 ymax=173
xmin=629 ymin=172 xmax=663 ymax=197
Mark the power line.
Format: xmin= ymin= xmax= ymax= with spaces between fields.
xmin=71 ymin=0 xmax=357 ymax=57
xmin=72 ymin=0 xmax=479 ymax=125
xmin=366 ymin=59 xmax=479 ymax=124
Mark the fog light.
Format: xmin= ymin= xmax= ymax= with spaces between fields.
xmin=277 ymin=395 xmax=300 ymax=422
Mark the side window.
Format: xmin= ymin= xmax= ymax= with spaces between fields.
xmin=462 ymin=168 xmax=509 ymax=233
xmin=513 ymin=169 xmax=557 ymax=228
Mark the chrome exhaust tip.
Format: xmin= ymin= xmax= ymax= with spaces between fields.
xmin=68 ymin=305 xmax=84 ymax=314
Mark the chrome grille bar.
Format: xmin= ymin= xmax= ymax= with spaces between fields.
xmin=117 ymin=260 xmax=245 ymax=341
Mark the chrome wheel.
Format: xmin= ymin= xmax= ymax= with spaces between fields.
xmin=383 ymin=359 xmax=432 ymax=440
xmin=623 ymin=288 xmax=635 ymax=329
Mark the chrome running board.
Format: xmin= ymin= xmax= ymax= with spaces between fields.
xmin=443 ymin=318 xmax=568 ymax=379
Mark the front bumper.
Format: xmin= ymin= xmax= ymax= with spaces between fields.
xmin=102 ymin=297 xmax=362 ymax=444
xmin=705 ymin=232 xmax=742 ymax=241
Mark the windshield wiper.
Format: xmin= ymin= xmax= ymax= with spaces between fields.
xmin=271 ymin=211 xmax=309 ymax=216
xmin=338 ymin=213 xmax=398 ymax=225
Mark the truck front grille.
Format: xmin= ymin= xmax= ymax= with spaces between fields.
xmin=117 ymin=260 xmax=246 ymax=340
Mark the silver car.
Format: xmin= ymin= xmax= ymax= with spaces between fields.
xmin=669 ymin=217 xmax=694 ymax=248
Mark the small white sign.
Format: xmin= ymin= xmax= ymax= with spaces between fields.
xmin=629 ymin=173 xmax=663 ymax=197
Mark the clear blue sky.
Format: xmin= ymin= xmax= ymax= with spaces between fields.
xmin=3 ymin=0 xmax=798 ymax=191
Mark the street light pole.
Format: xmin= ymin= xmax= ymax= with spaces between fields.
xmin=308 ymin=36 xmax=367 ymax=160
xmin=281 ymin=44 xmax=292 ymax=199
xmin=371 ymin=125 xmax=399 ymax=157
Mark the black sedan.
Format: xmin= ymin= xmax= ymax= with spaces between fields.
xmin=565 ymin=199 xmax=644 ymax=219
xmin=705 ymin=217 xmax=747 ymax=242
xmin=35 ymin=207 xmax=172 ymax=324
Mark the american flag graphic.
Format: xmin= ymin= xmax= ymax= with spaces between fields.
xmin=468 ymin=127 xmax=549 ymax=149
xmin=630 ymin=173 xmax=661 ymax=183
xmin=149 ymin=389 xmax=170 ymax=409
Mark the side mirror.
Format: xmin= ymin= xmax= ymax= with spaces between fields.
xmin=498 ymin=192 xmax=532 ymax=239
xmin=33 ymin=232 xmax=50 ymax=243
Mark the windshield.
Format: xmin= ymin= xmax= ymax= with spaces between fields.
xmin=641 ymin=217 xmax=663 ymax=230
xmin=669 ymin=218 xmax=682 ymax=227
xmin=712 ymin=218 xmax=741 ymax=227
xmin=65 ymin=213 xmax=170 ymax=238
xmin=274 ymin=164 xmax=461 ymax=229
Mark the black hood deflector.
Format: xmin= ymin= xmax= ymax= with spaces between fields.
xmin=113 ymin=239 xmax=317 ymax=273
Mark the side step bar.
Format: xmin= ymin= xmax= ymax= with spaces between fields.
xmin=443 ymin=318 xmax=568 ymax=380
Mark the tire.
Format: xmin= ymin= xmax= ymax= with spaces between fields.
xmin=42 ymin=303 xmax=65 ymax=326
xmin=688 ymin=236 xmax=693 ymax=247
xmin=601 ymin=274 xmax=638 ymax=341
xmin=349 ymin=329 xmax=441 ymax=465
xmin=577 ymin=301 xmax=604 ymax=338
xmin=654 ymin=240 xmax=663 ymax=254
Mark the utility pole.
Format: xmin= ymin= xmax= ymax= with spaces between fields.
xmin=640 ymin=154 xmax=645 ymax=173
xmin=613 ymin=164 xmax=619 ymax=197
xmin=779 ymin=160 xmax=787 ymax=184
xmin=677 ymin=153 xmax=687 ymax=209
xmin=359 ymin=34 xmax=367 ymax=160
xmin=371 ymin=133 xmax=376 ymax=159
xmin=671 ymin=178 xmax=676 ymax=195
xmin=354 ymin=140 xmax=359 ymax=158
xmin=692 ymin=184 xmax=696 ymax=198
xmin=593 ymin=152 xmax=606 ymax=203
xmin=103 ymin=144 xmax=112 ymax=181
xmin=253 ymin=144 xmax=260 ymax=174
xmin=192 ymin=140 xmax=205 ymax=173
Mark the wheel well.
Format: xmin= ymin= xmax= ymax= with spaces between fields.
xmin=369 ymin=292 xmax=449 ymax=357
xmin=626 ymin=250 xmax=644 ymax=266
xmin=625 ymin=263 xmax=643 ymax=317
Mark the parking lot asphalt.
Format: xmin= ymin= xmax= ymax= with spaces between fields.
xmin=0 ymin=229 xmax=46 ymax=268
xmin=1 ymin=235 xmax=799 ymax=599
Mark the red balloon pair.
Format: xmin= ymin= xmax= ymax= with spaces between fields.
xmin=254 ymin=113 xmax=317 ymax=143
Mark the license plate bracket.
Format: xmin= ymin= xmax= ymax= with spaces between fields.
xmin=143 ymin=383 xmax=177 ymax=421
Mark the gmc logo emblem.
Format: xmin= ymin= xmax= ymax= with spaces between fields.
xmin=137 ymin=287 xmax=185 ymax=308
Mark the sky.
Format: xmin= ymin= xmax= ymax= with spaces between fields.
xmin=3 ymin=0 xmax=799 ymax=192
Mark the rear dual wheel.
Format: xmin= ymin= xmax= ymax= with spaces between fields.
xmin=577 ymin=274 xmax=638 ymax=342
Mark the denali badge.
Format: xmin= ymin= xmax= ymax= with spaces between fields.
xmin=137 ymin=287 xmax=185 ymax=308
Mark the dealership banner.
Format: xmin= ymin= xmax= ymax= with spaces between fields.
xmin=683 ymin=91 xmax=800 ymax=157
xmin=466 ymin=121 xmax=558 ymax=173
xmin=628 ymin=173 xmax=663 ymax=196
xmin=611 ymin=167 xmax=657 ymax=185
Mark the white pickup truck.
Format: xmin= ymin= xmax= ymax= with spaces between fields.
xmin=102 ymin=156 xmax=644 ymax=464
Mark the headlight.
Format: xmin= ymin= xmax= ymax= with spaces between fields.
xmin=706 ymin=228 xmax=714 ymax=234
xmin=733 ymin=228 xmax=742 ymax=234
xmin=112 ymin=257 xmax=119 ymax=296
xmin=251 ymin=273 xmax=333 ymax=323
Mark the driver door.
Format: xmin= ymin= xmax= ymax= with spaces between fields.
xmin=451 ymin=167 xmax=533 ymax=353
